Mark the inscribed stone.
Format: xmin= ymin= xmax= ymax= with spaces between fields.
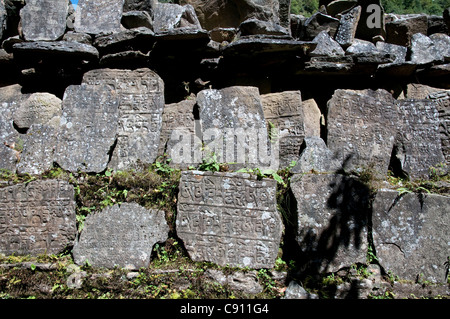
xmin=74 ymin=0 xmax=125 ymax=35
xmin=426 ymin=91 xmax=450 ymax=164
xmin=334 ymin=6 xmax=361 ymax=48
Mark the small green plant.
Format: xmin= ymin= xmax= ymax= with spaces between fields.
xmin=197 ymin=152 xmax=221 ymax=172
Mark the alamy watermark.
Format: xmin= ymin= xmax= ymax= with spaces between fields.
xmin=366 ymin=4 xmax=382 ymax=29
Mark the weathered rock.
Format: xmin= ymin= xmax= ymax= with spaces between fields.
xmin=153 ymin=3 xmax=202 ymax=34
xmin=310 ymin=30 xmax=345 ymax=57
xmin=335 ymin=6 xmax=361 ymax=48
xmin=74 ymin=0 xmax=125 ymax=35
xmin=376 ymin=42 xmax=407 ymax=64
xmin=19 ymin=0 xmax=68 ymax=41
xmin=410 ymin=33 xmax=449 ymax=65
xmin=427 ymin=15 xmax=448 ymax=35
xmin=0 ymin=0 xmax=6 ymax=40
xmin=63 ymin=31 xmax=92 ymax=45
xmin=426 ymin=90 xmax=450 ymax=163
xmin=82 ymin=68 xmax=165 ymax=171
xmin=405 ymin=83 xmax=446 ymax=99
xmin=327 ymin=89 xmax=399 ymax=176
xmin=121 ymin=10 xmax=153 ymax=29
xmin=239 ymin=18 xmax=289 ymax=36
xmin=372 ymin=189 xmax=450 ymax=283
xmin=159 ymin=98 xmax=201 ymax=168
xmin=123 ymin=0 xmax=156 ymax=13
xmin=345 ymin=39 xmax=377 ymax=55
xmin=291 ymin=137 xmax=341 ymax=173
xmin=302 ymin=98 xmax=322 ymax=137
xmin=176 ymin=170 xmax=283 ymax=269
xmin=326 ymin=0 xmax=357 ymax=17
xmin=16 ymin=124 xmax=58 ymax=175
xmin=204 ymin=269 xmax=263 ymax=294
xmin=261 ymin=91 xmax=305 ymax=168
xmin=99 ymin=50 xmax=150 ymax=68
xmin=0 ymin=179 xmax=77 ymax=256
xmin=345 ymin=39 xmax=394 ymax=65
xmin=93 ymin=27 xmax=155 ymax=55
xmin=55 ymin=84 xmax=120 ymax=173
xmin=304 ymin=12 xmax=340 ymax=40
xmin=209 ymin=27 xmax=237 ymax=42
xmin=393 ymin=99 xmax=445 ymax=179
xmin=72 ymin=203 xmax=169 ymax=269
xmin=445 ymin=7 xmax=450 ymax=31
xmin=13 ymin=93 xmax=62 ymax=130
xmin=385 ymin=14 xmax=428 ymax=46
xmin=291 ymin=173 xmax=370 ymax=273
xmin=198 ymin=86 xmax=277 ymax=169
xmin=283 ymin=281 xmax=319 ymax=299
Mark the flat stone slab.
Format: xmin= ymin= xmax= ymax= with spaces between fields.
xmin=72 ymin=203 xmax=169 ymax=269
xmin=82 ymin=68 xmax=165 ymax=170
xmin=55 ymin=84 xmax=120 ymax=173
xmin=12 ymin=41 xmax=99 ymax=61
xmin=291 ymin=173 xmax=370 ymax=273
xmin=74 ymin=0 xmax=125 ymax=35
xmin=176 ymin=170 xmax=283 ymax=269
xmin=372 ymin=189 xmax=450 ymax=283
xmin=0 ymin=180 xmax=77 ymax=256
xmin=20 ymin=0 xmax=69 ymax=41
xmin=327 ymin=89 xmax=399 ymax=176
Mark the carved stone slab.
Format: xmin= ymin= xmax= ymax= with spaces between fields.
xmin=261 ymin=91 xmax=305 ymax=168
xmin=0 ymin=0 xmax=6 ymax=40
xmin=20 ymin=0 xmax=69 ymax=41
xmin=426 ymin=91 xmax=450 ymax=164
xmin=372 ymin=189 xmax=450 ymax=283
xmin=327 ymin=89 xmax=399 ymax=176
xmin=74 ymin=0 xmax=125 ymax=35
xmin=335 ymin=6 xmax=361 ymax=48
xmin=395 ymin=99 xmax=445 ymax=179
xmin=55 ymin=84 xmax=120 ymax=173
xmin=176 ymin=170 xmax=283 ymax=269
xmin=291 ymin=173 xmax=369 ymax=273
xmin=0 ymin=180 xmax=77 ymax=256
xmin=72 ymin=203 xmax=169 ymax=269
xmin=82 ymin=68 xmax=165 ymax=170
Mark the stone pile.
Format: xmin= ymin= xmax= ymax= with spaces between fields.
xmin=0 ymin=0 xmax=449 ymax=289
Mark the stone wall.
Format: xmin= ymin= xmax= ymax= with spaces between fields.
xmin=0 ymin=0 xmax=449 ymax=298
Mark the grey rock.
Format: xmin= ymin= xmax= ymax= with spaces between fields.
xmin=261 ymin=91 xmax=305 ymax=168
xmin=327 ymin=89 xmax=399 ymax=176
xmin=304 ymin=12 xmax=340 ymax=40
xmin=176 ymin=170 xmax=283 ymax=269
xmin=394 ymin=99 xmax=445 ymax=179
xmin=335 ymin=278 xmax=373 ymax=299
xmin=74 ymin=0 xmax=125 ymax=35
xmin=12 ymin=41 xmax=99 ymax=61
xmin=291 ymin=136 xmax=341 ymax=173
xmin=283 ymin=281 xmax=319 ymax=299
xmin=153 ymin=3 xmax=202 ymax=34
xmin=204 ymin=269 xmax=263 ymax=294
xmin=82 ymin=68 xmax=165 ymax=171
xmin=310 ymin=30 xmax=345 ymax=57
xmin=121 ymin=10 xmax=153 ymax=29
xmin=63 ymin=31 xmax=92 ymax=45
xmin=385 ymin=14 xmax=428 ymax=46
xmin=445 ymin=7 xmax=450 ymax=31
xmin=429 ymin=33 xmax=450 ymax=60
xmin=0 ymin=0 xmax=6 ymax=40
xmin=372 ymin=189 xmax=450 ymax=283
xmin=19 ymin=0 xmax=68 ymax=41
xmin=427 ymin=15 xmax=448 ymax=35
xmin=13 ymin=93 xmax=62 ymax=130
xmin=198 ymin=86 xmax=276 ymax=169
xmin=334 ymin=6 xmax=361 ymax=48
xmin=72 ymin=203 xmax=169 ymax=269
xmin=0 ymin=179 xmax=77 ymax=256
xmin=16 ymin=124 xmax=58 ymax=175
xmin=123 ymin=0 xmax=156 ymax=13
xmin=376 ymin=42 xmax=407 ymax=64
xmin=426 ymin=90 xmax=450 ymax=164
xmin=291 ymin=173 xmax=370 ymax=273
xmin=326 ymin=0 xmax=357 ymax=17
xmin=239 ymin=18 xmax=289 ymax=37
xmin=66 ymin=271 xmax=87 ymax=289
xmin=99 ymin=50 xmax=149 ymax=68
xmin=1 ymin=36 xmax=23 ymax=53
xmin=209 ymin=27 xmax=237 ymax=42
xmin=55 ymin=84 xmax=120 ymax=173
xmin=93 ymin=27 xmax=155 ymax=54
xmin=345 ymin=39 xmax=377 ymax=55
xmin=302 ymin=98 xmax=322 ymax=137
xmin=410 ymin=33 xmax=448 ymax=65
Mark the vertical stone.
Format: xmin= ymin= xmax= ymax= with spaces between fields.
xmin=74 ymin=0 xmax=125 ymax=35
xmin=426 ymin=91 xmax=450 ymax=164
xmin=335 ymin=6 xmax=362 ymax=48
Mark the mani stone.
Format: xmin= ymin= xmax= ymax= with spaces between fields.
xmin=334 ymin=6 xmax=361 ymax=48
xmin=13 ymin=93 xmax=62 ymax=130
xmin=55 ymin=84 xmax=120 ymax=173
xmin=310 ymin=30 xmax=345 ymax=57
xmin=16 ymin=124 xmax=58 ymax=175
xmin=0 ymin=179 xmax=77 ymax=256
xmin=153 ymin=3 xmax=202 ymax=34
xmin=19 ymin=0 xmax=69 ymax=41
xmin=176 ymin=170 xmax=283 ymax=269
xmin=72 ymin=203 xmax=169 ymax=269
xmin=426 ymin=90 xmax=450 ymax=164
xmin=291 ymin=173 xmax=370 ymax=273
xmin=302 ymin=98 xmax=322 ymax=137
xmin=0 ymin=0 xmax=7 ymax=40
xmin=82 ymin=68 xmax=165 ymax=170
xmin=410 ymin=33 xmax=449 ymax=65
xmin=197 ymin=86 xmax=274 ymax=170
xmin=394 ymin=99 xmax=445 ymax=179
xmin=74 ymin=0 xmax=125 ymax=35
xmin=159 ymin=98 xmax=201 ymax=168
xmin=372 ymin=189 xmax=450 ymax=283
xmin=327 ymin=89 xmax=399 ymax=177
xmin=261 ymin=91 xmax=305 ymax=168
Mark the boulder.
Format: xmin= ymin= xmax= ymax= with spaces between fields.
xmin=410 ymin=33 xmax=450 ymax=65
xmin=385 ymin=14 xmax=428 ymax=46
xmin=13 ymin=93 xmax=62 ymax=130
xmin=310 ymin=30 xmax=345 ymax=57
xmin=74 ymin=0 xmax=125 ymax=35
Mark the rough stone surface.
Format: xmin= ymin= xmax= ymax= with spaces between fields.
xmin=0 ymin=0 xmax=6 ymax=40
xmin=394 ymin=99 xmax=445 ymax=179
xmin=19 ymin=0 xmax=69 ymax=41
xmin=123 ymin=0 xmax=156 ymax=13
xmin=176 ymin=170 xmax=283 ymax=269
xmin=55 ymin=84 xmax=120 ymax=173
xmin=376 ymin=42 xmax=407 ymax=64
xmin=16 ymin=124 xmax=58 ymax=175
xmin=82 ymin=68 xmax=165 ymax=171
xmin=302 ymin=98 xmax=322 ymax=137
xmin=283 ymin=281 xmax=319 ymax=299
xmin=385 ymin=14 xmax=428 ymax=47
xmin=72 ymin=203 xmax=169 ymax=269
xmin=261 ymin=91 xmax=305 ymax=168
xmin=239 ymin=18 xmax=289 ymax=36
xmin=410 ymin=33 xmax=448 ymax=65
xmin=0 ymin=179 xmax=77 ymax=256
xmin=291 ymin=173 xmax=370 ymax=273
xmin=426 ymin=90 xmax=450 ymax=164
xmin=198 ymin=86 xmax=276 ymax=170
xmin=13 ymin=93 xmax=62 ymax=130
xmin=310 ymin=30 xmax=345 ymax=57
xmin=204 ymin=269 xmax=263 ymax=294
xmin=12 ymin=41 xmax=99 ymax=61
xmin=121 ymin=10 xmax=153 ymax=29
xmin=327 ymin=89 xmax=399 ymax=176
xmin=74 ymin=0 xmax=125 ymax=35
xmin=291 ymin=136 xmax=341 ymax=173
xmin=334 ymin=6 xmax=361 ymax=48
xmin=372 ymin=189 xmax=450 ymax=283
xmin=153 ymin=3 xmax=202 ymax=34
xmin=304 ymin=12 xmax=340 ymax=40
